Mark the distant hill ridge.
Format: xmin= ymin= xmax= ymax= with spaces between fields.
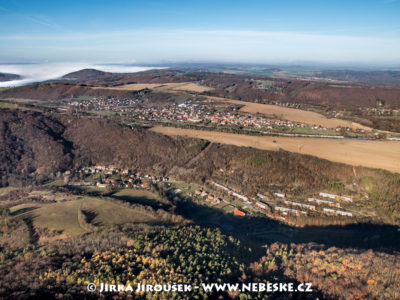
xmin=62 ymin=68 xmax=107 ymax=80
xmin=313 ymin=70 xmax=400 ymax=87
xmin=0 ymin=72 xmax=21 ymax=82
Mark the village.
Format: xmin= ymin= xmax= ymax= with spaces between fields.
xmin=66 ymin=96 xmax=384 ymax=139
xmin=63 ymin=165 xmax=358 ymax=225
xmin=68 ymin=96 xmax=141 ymax=114
xmin=191 ymin=181 xmax=358 ymax=225
xmin=65 ymin=165 xmax=170 ymax=190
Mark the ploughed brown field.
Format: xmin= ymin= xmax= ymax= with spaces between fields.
xmin=207 ymin=96 xmax=374 ymax=130
xmin=151 ymin=126 xmax=400 ymax=173
xmin=94 ymin=82 xmax=214 ymax=93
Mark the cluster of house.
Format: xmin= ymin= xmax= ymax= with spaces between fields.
xmin=314 ymin=192 xmax=354 ymax=217
xmin=194 ymin=187 xmax=222 ymax=206
xmin=208 ymin=112 xmax=305 ymax=130
xmin=194 ymin=186 xmax=247 ymax=217
xmin=196 ymin=182 xmax=273 ymax=217
xmin=69 ymin=97 xmax=141 ymax=113
xmin=261 ymin=191 xmax=354 ymax=218
xmin=194 ymin=179 xmax=357 ymax=221
xmin=69 ymin=165 xmax=169 ymax=189
xmin=67 ymin=96 xmax=384 ymax=138
xmin=194 ymin=181 xmax=357 ymax=220
xmin=270 ymin=192 xmax=309 ymax=216
xmin=162 ymin=103 xmax=336 ymax=132
xmin=67 ymin=96 xmax=317 ymax=132
xmin=363 ymin=107 xmax=400 ymax=116
xmin=77 ymin=98 xmax=336 ymax=133
xmin=259 ymin=99 xmax=303 ymax=110
xmin=192 ymin=182 xmax=357 ymax=220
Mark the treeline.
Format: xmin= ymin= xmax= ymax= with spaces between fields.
xmin=1 ymin=216 xmax=399 ymax=299
xmin=0 ymin=225 xmax=250 ymax=299
xmin=249 ymin=243 xmax=400 ymax=300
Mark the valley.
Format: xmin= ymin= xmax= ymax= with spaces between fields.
xmin=0 ymin=68 xmax=399 ymax=299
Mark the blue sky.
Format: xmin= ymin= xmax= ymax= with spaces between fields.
xmin=1 ymin=0 xmax=400 ymax=65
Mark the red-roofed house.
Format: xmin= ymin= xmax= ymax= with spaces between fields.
xmin=233 ymin=208 xmax=245 ymax=217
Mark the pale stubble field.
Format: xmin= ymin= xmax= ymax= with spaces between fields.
xmin=151 ymin=126 xmax=400 ymax=173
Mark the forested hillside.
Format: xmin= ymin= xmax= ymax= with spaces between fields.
xmin=1 ymin=108 xmax=399 ymax=223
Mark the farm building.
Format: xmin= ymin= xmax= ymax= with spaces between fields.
xmin=233 ymin=208 xmax=245 ymax=216
xmin=211 ymin=197 xmax=221 ymax=205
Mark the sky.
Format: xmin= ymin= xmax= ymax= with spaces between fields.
xmin=1 ymin=0 xmax=400 ymax=66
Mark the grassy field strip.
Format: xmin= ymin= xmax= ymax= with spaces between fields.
xmin=0 ymin=100 xmax=37 ymax=111
xmin=0 ymin=186 xmax=16 ymax=195
xmin=206 ymin=96 xmax=374 ymax=131
xmin=151 ymin=126 xmax=400 ymax=173
xmin=10 ymin=196 xmax=158 ymax=240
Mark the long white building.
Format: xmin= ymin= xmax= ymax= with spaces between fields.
xmin=257 ymin=193 xmax=267 ymax=200
xmin=256 ymin=201 xmax=268 ymax=210
xmin=275 ymin=206 xmax=307 ymax=216
xmin=323 ymin=208 xmax=353 ymax=217
xmin=284 ymin=200 xmax=316 ymax=211
xmin=308 ymin=197 xmax=341 ymax=208
xmin=319 ymin=192 xmax=353 ymax=202
xmin=211 ymin=182 xmax=249 ymax=202
xmin=274 ymin=192 xmax=285 ymax=198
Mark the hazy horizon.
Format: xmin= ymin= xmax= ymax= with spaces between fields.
xmin=2 ymin=60 xmax=400 ymax=88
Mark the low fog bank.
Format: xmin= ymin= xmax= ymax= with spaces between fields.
xmin=0 ymin=63 xmax=163 ymax=87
